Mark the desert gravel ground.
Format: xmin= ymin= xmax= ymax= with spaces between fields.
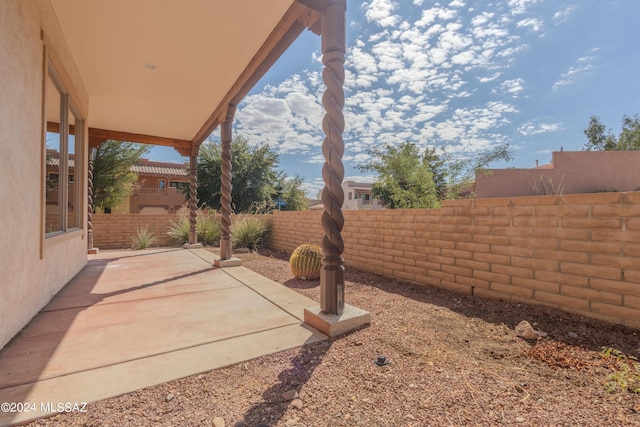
xmin=30 ymin=248 xmax=640 ymax=427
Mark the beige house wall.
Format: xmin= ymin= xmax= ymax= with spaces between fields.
xmin=476 ymin=151 xmax=640 ymax=198
xmin=0 ymin=0 xmax=89 ymax=349
xmin=270 ymin=192 xmax=640 ymax=329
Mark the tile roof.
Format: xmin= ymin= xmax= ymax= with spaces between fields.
xmin=131 ymin=163 xmax=189 ymax=176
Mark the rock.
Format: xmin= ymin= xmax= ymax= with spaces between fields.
xmin=285 ymin=418 xmax=299 ymax=426
xmin=290 ymin=398 xmax=304 ymax=410
xmin=515 ymin=321 xmax=546 ymax=340
xmin=568 ymin=331 xmax=579 ymax=339
xmin=515 ymin=416 xmax=525 ymax=423
xmin=165 ymin=393 xmax=175 ymax=402
xmin=282 ymin=389 xmax=298 ymax=401
xmin=212 ymin=417 xmax=225 ymax=427
xmin=233 ymin=422 xmax=246 ymax=427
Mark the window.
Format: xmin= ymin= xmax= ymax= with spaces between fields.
xmin=45 ymin=61 xmax=83 ymax=236
xmin=159 ymin=180 xmax=166 ymax=190
xmin=170 ymin=181 xmax=189 ymax=193
xmin=348 ymin=192 xmax=352 ymax=200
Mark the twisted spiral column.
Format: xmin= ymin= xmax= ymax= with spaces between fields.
xmin=188 ymin=144 xmax=199 ymax=245
xmin=319 ymin=0 xmax=347 ymax=315
xmin=219 ymin=119 xmax=233 ymax=260
xmin=87 ymin=154 xmax=94 ymax=250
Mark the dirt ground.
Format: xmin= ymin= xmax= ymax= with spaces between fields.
xmin=30 ymin=248 xmax=640 ymax=426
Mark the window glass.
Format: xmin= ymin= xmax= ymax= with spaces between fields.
xmin=45 ymin=72 xmax=62 ymax=233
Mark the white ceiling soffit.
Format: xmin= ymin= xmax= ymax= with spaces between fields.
xmin=50 ymin=0 xmax=299 ymax=142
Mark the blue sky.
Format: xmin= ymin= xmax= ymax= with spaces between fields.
xmin=150 ymin=0 xmax=640 ymax=197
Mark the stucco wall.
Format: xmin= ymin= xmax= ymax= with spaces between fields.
xmin=476 ymin=151 xmax=640 ymax=198
xmin=0 ymin=0 xmax=89 ymax=350
xmin=270 ymin=193 xmax=640 ymax=329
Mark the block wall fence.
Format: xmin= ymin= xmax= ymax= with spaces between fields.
xmin=92 ymin=214 xmax=177 ymax=249
xmin=270 ymin=192 xmax=640 ymax=329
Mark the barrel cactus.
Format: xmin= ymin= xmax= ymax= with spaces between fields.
xmin=290 ymin=244 xmax=323 ymax=280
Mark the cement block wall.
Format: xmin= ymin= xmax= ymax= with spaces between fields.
xmin=92 ymin=214 xmax=177 ymax=249
xmin=270 ymin=192 xmax=640 ymax=329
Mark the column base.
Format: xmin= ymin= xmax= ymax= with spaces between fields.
xmin=183 ymin=243 xmax=203 ymax=249
xmin=214 ymin=257 xmax=242 ymax=268
xmin=304 ymin=304 xmax=370 ymax=338
xmin=88 ymin=247 xmax=99 ymax=255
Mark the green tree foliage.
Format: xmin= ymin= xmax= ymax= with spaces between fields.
xmin=92 ymin=140 xmax=150 ymax=211
xmin=583 ymin=114 xmax=640 ymax=151
xmin=358 ymin=142 xmax=512 ymax=208
xmin=275 ymin=174 xmax=308 ymax=211
xmin=358 ymin=142 xmax=440 ymax=209
xmin=198 ymin=135 xmax=291 ymax=213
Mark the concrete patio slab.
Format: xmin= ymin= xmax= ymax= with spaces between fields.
xmin=0 ymin=248 xmax=327 ymax=426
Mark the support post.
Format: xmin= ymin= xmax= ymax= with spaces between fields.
xmin=219 ymin=107 xmax=235 ymax=261
xmin=87 ymin=147 xmax=97 ymax=254
xmin=319 ymin=0 xmax=346 ymax=315
xmin=188 ymin=144 xmax=200 ymax=245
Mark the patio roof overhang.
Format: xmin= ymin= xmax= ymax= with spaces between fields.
xmin=50 ymin=0 xmax=321 ymax=154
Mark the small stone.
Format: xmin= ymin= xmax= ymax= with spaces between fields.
xmin=290 ymin=398 xmax=304 ymax=410
xmin=568 ymin=331 xmax=579 ymax=339
xmin=515 ymin=416 xmax=525 ymax=423
xmin=165 ymin=393 xmax=175 ymax=402
xmin=282 ymin=389 xmax=298 ymax=401
xmin=233 ymin=422 xmax=246 ymax=427
xmin=212 ymin=417 xmax=225 ymax=427
xmin=285 ymin=417 xmax=299 ymax=426
xmin=354 ymin=341 xmax=363 ymax=346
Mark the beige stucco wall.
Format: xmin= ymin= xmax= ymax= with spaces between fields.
xmin=0 ymin=0 xmax=89 ymax=350
xmin=476 ymin=151 xmax=640 ymax=198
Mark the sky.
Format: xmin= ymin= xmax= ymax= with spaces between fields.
xmin=149 ymin=0 xmax=640 ymax=197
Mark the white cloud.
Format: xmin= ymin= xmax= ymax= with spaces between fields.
xmin=553 ymin=50 xmax=598 ymax=90
xmin=517 ymin=17 xmax=543 ymax=32
xmin=553 ymin=5 xmax=576 ymax=22
xmin=493 ymin=78 xmax=526 ymax=97
xmin=518 ymin=121 xmax=563 ymax=136
xmin=365 ymin=0 xmax=400 ymax=27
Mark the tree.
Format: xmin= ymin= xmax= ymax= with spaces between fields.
xmin=197 ymin=135 xmax=281 ymax=213
xmin=583 ymin=114 xmax=640 ymax=151
xmin=443 ymin=144 xmax=513 ymax=200
xmin=92 ymin=140 xmax=150 ymax=211
xmin=358 ymin=142 xmax=439 ymax=209
xmin=275 ymin=174 xmax=307 ymax=211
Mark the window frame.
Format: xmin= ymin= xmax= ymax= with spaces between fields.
xmin=44 ymin=58 xmax=84 ymax=239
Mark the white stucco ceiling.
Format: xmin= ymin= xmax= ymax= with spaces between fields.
xmin=51 ymin=0 xmax=299 ymax=142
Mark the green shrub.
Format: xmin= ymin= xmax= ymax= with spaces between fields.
xmin=167 ymin=213 xmax=221 ymax=246
xmin=131 ymin=225 xmax=158 ymax=249
xmin=290 ymin=244 xmax=323 ymax=280
xmin=231 ymin=216 xmax=270 ymax=251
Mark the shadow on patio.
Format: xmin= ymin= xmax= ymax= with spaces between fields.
xmin=0 ymin=248 xmax=327 ymax=426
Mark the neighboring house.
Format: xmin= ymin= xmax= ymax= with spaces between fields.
xmin=316 ymin=181 xmax=383 ymax=210
xmin=111 ymin=159 xmax=189 ymax=214
xmin=342 ymin=181 xmax=383 ymax=210
xmin=475 ymin=151 xmax=640 ymax=198
xmin=1 ymin=0 xmax=349 ymax=351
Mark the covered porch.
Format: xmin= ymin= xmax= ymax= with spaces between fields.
xmin=0 ymin=248 xmax=326 ymax=426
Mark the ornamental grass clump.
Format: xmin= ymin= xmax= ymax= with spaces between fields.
xmin=167 ymin=211 xmax=221 ymax=246
xmin=131 ymin=225 xmax=158 ymax=249
xmin=231 ymin=216 xmax=270 ymax=251
xmin=290 ymin=243 xmax=323 ymax=280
